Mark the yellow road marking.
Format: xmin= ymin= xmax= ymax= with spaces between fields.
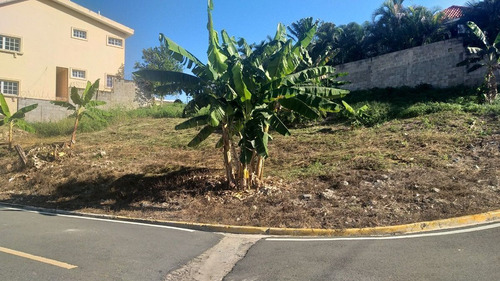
xmin=0 ymin=246 xmax=78 ymax=269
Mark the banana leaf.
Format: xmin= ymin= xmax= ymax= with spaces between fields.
xmin=11 ymin=103 xmax=38 ymax=119
xmin=13 ymin=119 xmax=35 ymax=133
xmin=50 ymin=101 xmax=76 ymax=111
xmin=0 ymin=93 xmax=11 ymax=117
xmin=270 ymin=114 xmax=290 ymax=136
xmin=187 ymin=125 xmax=216 ymax=147
xmin=159 ymin=33 xmax=205 ymax=76
xmin=467 ymin=21 xmax=490 ymax=48
xmin=70 ymin=86 xmax=84 ymax=106
xmin=231 ymin=62 xmax=252 ymax=102
xmin=279 ymin=97 xmax=319 ymax=119
xmin=83 ymin=80 xmax=100 ymax=104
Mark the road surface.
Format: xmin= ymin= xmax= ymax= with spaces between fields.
xmin=1 ymin=204 xmax=499 ymax=281
xmin=0 ymin=205 xmax=221 ymax=281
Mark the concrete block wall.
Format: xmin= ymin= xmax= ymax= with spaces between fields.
xmin=22 ymin=78 xmax=139 ymax=122
xmin=96 ymin=78 xmax=140 ymax=110
xmin=19 ymin=98 xmax=72 ymax=122
xmin=336 ymin=39 xmax=486 ymax=91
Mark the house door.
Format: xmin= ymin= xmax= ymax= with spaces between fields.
xmin=56 ymin=67 xmax=68 ymax=101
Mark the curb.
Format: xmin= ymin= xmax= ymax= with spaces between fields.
xmin=1 ymin=202 xmax=499 ymax=236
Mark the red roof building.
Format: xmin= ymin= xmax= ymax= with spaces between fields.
xmin=442 ymin=5 xmax=468 ymax=21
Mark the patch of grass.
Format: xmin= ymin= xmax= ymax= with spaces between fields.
xmin=124 ymin=103 xmax=186 ymax=119
xmin=330 ymin=85 xmax=500 ymax=126
xmin=31 ymin=103 xmax=189 ymax=137
xmin=32 ymin=113 xmax=112 ymax=137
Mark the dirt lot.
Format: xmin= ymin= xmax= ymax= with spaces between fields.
xmin=1 ymin=111 xmax=499 ymax=229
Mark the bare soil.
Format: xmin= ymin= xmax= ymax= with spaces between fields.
xmin=1 ymin=111 xmax=499 ymax=229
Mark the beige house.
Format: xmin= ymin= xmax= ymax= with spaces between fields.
xmin=0 ymin=0 xmax=134 ymax=113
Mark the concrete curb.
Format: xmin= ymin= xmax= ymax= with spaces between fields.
xmin=1 ymin=202 xmax=499 ymax=236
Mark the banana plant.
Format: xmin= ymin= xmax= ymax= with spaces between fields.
xmin=51 ymin=79 xmax=106 ymax=147
xmin=0 ymin=93 xmax=38 ymax=149
xmin=136 ymin=0 xmax=349 ymax=189
xmin=457 ymin=21 xmax=500 ymax=104
xmin=341 ymin=100 xmax=370 ymax=129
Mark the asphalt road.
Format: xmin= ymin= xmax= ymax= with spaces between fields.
xmin=2 ymin=204 xmax=500 ymax=281
xmin=0 ymin=205 xmax=222 ymax=281
xmin=225 ymin=223 xmax=500 ymax=281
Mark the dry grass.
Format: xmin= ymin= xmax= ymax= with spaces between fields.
xmin=0 ymin=111 xmax=499 ymax=229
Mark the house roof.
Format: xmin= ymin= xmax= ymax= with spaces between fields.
xmin=442 ymin=5 xmax=467 ymax=20
xmin=1 ymin=0 xmax=134 ymax=38
xmin=53 ymin=0 xmax=134 ymax=37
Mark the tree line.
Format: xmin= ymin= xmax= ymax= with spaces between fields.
xmin=287 ymin=0 xmax=500 ymax=66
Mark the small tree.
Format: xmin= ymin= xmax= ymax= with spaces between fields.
xmin=133 ymin=42 xmax=184 ymax=104
xmin=458 ymin=21 xmax=500 ymax=104
xmin=0 ymin=93 xmax=38 ymax=149
xmin=51 ymin=79 xmax=106 ymax=147
xmin=137 ymin=0 xmax=349 ymax=189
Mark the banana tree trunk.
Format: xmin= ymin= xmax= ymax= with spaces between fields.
xmin=241 ymin=163 xmax=249 ymax=189
xmin=486 ymin=68 xmax=498 ymax=104
xmin=255 ymin=124 xmax=269 ymax=181
xmin=222 ymin=123 xmax=236 ymax=187
xmin=8 ymin=120 xmax=13 ymax=149
xmin=70 ymin=116 xmax=80 ymax=148
xmin=256 ymin=156 xmax=265 ymax=180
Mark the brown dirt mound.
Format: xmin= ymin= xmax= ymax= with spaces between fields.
xmin=0 ymin=112 xmax=499 ymax=229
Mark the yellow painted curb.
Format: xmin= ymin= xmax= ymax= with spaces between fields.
xmin=141 ymin=209 xmax=500 ymax=236
xmin=1 ymin=202 xmax=499 ymax=237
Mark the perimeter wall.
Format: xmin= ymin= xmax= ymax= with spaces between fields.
xmin=336 ymin=38 xmax=485 ymax=91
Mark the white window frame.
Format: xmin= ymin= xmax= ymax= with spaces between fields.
xmin=71 ymin=69 xmax=86 ymax=80
xmin=0 ymin=34 xmax=22 ymax=53
xmin=107 ymin=36 xmax=123 ymax=48
xmin=105 ymin=74 xmax=116 ymax=88
xmin=71 ymin=28 xmax=87 ymax=40
xmin=0 ymin=79 xmax=20 ymax=96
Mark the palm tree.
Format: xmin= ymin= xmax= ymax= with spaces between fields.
xmin=334 ymin=22 xmax=367 ymax=64
xmin=402 ymin=6 xmax=449 ymax=48
xmin=457 ymin=21 xmax=500 ymax=103
xmin=287 ymin=17 xmax=317 ymax=42
xmin=373 ymin=0 xmax=405 ymax=24
xmin=370 ymin=0 xmax=407 ymax=54
xmin=308 ymin=22 xmax=341 ymax=66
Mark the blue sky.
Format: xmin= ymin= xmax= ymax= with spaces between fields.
xmin=72 ymin=0 xmax=466 ymax=80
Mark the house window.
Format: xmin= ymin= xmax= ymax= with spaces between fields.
xmin=72 ymin=28 xmax=87 ymax=40
xmin=0 ymin=35 xmax=21 ymax=52
xmin=71 ymin=69 xmax=86 ymax=79
xmin=107 ymin=37 xmax=123 ymax=47
xmin=106 ymin=75 xmax=116 ymax=88
xmin=0 ymin=80 xmax=19 ymax=95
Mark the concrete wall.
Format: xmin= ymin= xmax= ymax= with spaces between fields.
xmin=336 ymin=39 xmax=486 ymax=91
xmin=22 ymin=79 xmax=138 ymax=122
xmin=19 ymin=98 xmax=72 ymax=122
xmin=95 ymin=78 xmax=139 ymax=110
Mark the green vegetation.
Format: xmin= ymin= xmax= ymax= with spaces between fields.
xmin=136 ymin=0 xmax=349 ymax=189
xmin=51 ymin=79 xmax=107 ymax=147
xmin=0 ymin=93 xmax=38 ymax=149
xmin=284 ymin=0 xmax=500 ymax=67
xmin=333 ymin=85 xmax=500 ymax=127
xmin=457 ymin=21 xmax=500 ymax=104
xmin=133 ymin=41 xmax=184 ymax=104
xmin=32 ymin=102 xmax=186 ymax=137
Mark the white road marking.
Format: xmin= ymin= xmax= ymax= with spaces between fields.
xmin=1 ymin=206 xmax=195 ymax=232
xmin=266 ymin=222 xmax=500 ymax=242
